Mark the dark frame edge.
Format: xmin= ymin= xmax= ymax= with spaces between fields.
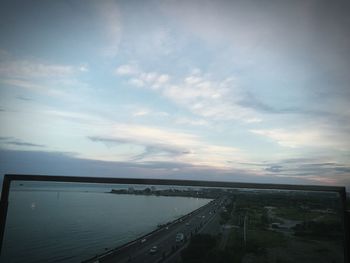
xmin=0 ymin=175 xmax=10 ymax=255
xmin=0 ymin=173 xmax=348 ymax=262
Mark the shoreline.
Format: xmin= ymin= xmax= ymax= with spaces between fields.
xmin=109 ymin=187 xmax=223 ymax=199
xmin=82 ymin=198 xmax=215 ymax=263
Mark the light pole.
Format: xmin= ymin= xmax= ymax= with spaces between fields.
xmin=243 ymin=214 xmax=247 ymax=246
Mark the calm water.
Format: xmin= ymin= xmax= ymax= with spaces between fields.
xmin=1 ymin=183 xmax=210 ymax=263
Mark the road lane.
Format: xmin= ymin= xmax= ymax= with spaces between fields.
xmin=83 ymin=198 xmax=225 ymax=263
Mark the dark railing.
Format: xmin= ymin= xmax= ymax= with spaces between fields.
xmin=0 ymin=174 xmax=349 ymax=262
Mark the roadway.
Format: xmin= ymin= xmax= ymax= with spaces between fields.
xmin=83 ymin=197 xmax=227 ymax=263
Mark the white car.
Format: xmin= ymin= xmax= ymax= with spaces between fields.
xmin=149 ymin=246 xmax=158 ymax=254
xmin=176 ymin=233 xmax=184 ymax=242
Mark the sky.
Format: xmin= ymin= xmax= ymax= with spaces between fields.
xmin=0 ymin=0 xmax=350 ymax=189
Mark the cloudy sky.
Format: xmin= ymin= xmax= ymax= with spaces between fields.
xmin=1 ymin=0 xmax=350 ymax=188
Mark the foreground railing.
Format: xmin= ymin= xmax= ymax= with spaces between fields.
xmin=0 ymin=174 xmax=348 ymax=263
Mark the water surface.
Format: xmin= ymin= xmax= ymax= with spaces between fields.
xmin=1 ymin=182 xmax=210 ymax=263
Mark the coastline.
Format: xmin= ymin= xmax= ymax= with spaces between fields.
xmin=82 ymin=197 xmax=215 ymax=263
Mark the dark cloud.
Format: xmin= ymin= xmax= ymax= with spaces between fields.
xmin=0 ymin=148 xmax=262 ymax=185
xmin=237 ymin=158 xmax=350 ymax=188
xmin=299 ymin=162 xmax=338 ymax=168
xmin=238 ymin=91 xmax=348 ymax=122
xmin=240 ymin=159 xmax=347 ymax=182
xmin=238 ymin=92 xmax=281 ymax=113
xmin=270 ymin=159 xmax=341 ymax=173
xmin=237 ymin=162 xmax=268 ymax=167
xmin=0 ymin=137 xmax=45 ymax=147
xmin=16 ymin=95 xmax=33 ymax=101
xmin=335 ymin=167 xmax=350 ymax=173
xmin=6 ymin=141 xmax=45 ymax=147
xmin=88 ymin=136 xmax=189 ymax=160
xmin=235 ymin=91 xmax=321 ymax=116
xmin=0 ymin=148 xmax=168 ymax=179
xmin=265 ymin=165 xmax=283 ymax=173
xmin=88 ymin=136 xmax=129 ymax=146
xmin=261 ymin=160 xmax=350 ymax=187
xmin=163 ymin=0 xmax=350 ymax=123
xmin=1 ymin=148 xmax=349 ymax=190
xmin=280 ymin=158 xmax=320 ymax=164
xmin=131 ymin=145 xmax=189 ymax=161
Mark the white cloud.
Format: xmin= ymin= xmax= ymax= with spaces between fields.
xmin=43 ymin=110 xmax=104 ymax=124
xmin=138 ymin=72 xmax=170 ymax=89
xmin=115 ymin=64 xmax=139 ymax=76
xmin=115 ymin=65 xmax=261 ymax=123
xmin=116 ymin=64 xmax=170 ymax=90
xmin=250 ymin=129 xmax=319 ymax=148
xmin=175 ymin=117 xmax=209 ymax=126
xmin=111 ymin=124 xmax=197 ymax=147
xmin=250 ymin=127 xmax=350 ymax=149
xmin=185 ymin=75 xmax=202 ymax=85
xmin=161 ymin=74 xmax=262 ymax=122
xmin=132 ymin=109 xmax=169 ymax=118
xmin=153 ymin=74 xmax=170 ymax=88
xmin=90 ymin=123 xmax=243 ymax=167
xmin=2 ymin=79 xmax=45 ymax=91
xmin=0 ymin=60 xmax=77 ymax=79
xmin=124 ymin=104 xmax=170 ymax=119
xmin=156 ymin=111 xmax=170 ymax=117
xmin=157 ymin=74 xmax=170 ymax=84
xmin=133 ymin=109 xmax=150 ymax=117
xmin=244 ymin=117 xmax=262 ymax=123
xmin=140 ymin=72 xmax=158 ymax=83
xmin=129 ymin=78 xmax=144 ymax=87
xmin=79 ymin=65 xmax=89 ymax=72
xmin=2 ymin=78 xmax=67 ymax=98
xmin=0 ymin=57 xmax=89 ymax=100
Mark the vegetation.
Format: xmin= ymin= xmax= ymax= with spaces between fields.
xmin=183 ymin=194 xmax=288 ymax=263
xmin=293 ymin=220 xmax=343 ymax=238
xmin=178 ymin=191 xmax=343 ymax=263
xmin=275 ymin=207 xmax=321 ymax=221
xmin=219 ymin=202 xmax=234 ymax=225
xmin=181 ymin=234 xmax=217 ymax=263
xmin=247 ymin=229 xmax=286 ymax=249
xmin=110 ymin=187 xmax=225 ymax=199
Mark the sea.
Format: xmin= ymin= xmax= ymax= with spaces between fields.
xmin=0 ymin=181 xmax=211 ymax=263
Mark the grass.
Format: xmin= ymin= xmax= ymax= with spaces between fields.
xmin=275 ymin=207 xmax=321 ymax=221
xmin=247 ymin=229 xmax=287 ymax=249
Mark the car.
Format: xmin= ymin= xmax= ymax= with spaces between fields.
xmin=149 ymin=246 xmax=158 ymax=254
xmin=140 ymin=238 xmax=147 ymax=244
xmin=176 ymin=233 xmax=184 ymax=242
xmin=185 ymin=222 xmax=190 ymax=226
